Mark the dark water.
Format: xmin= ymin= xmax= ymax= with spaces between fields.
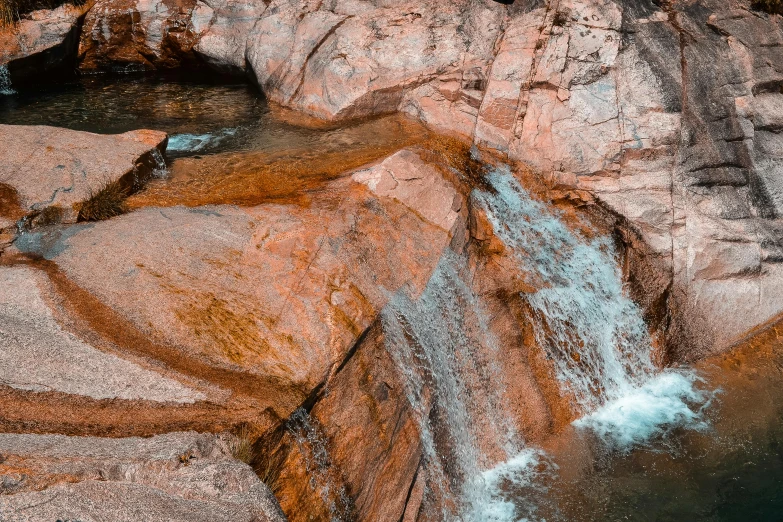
xmin=0 ymin=73 xmax=270 ymax=156
xmin=0 ymin=72 xmax=409 ymax=159
xmin=540 ymin=333 xmax=783 ymax=522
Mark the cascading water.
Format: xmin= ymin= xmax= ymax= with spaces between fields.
xmin=0 ymin=65 xmax=14 ymax=95
xmin=384 ymin=164 xmax=711 ymax=521
xmin=151 ymin=148 xmax=168 ymax=178
xmin=473 ymin=167 xmax=711 ymax=448
xmin=382 ymin=249 xmax=551 ymax=521
xmin=287 ymin=408 xmax=353 ymax=521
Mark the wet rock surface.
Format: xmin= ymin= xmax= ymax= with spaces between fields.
xmin=41 ymin=0 xmax=783 ymax=353
xmin=2 ymin=0 xmax=783 ymax=520
xmin=78 ymin=0 xmax=203 ymax=72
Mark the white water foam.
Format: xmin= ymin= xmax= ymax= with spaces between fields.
xmin=0 ymin=65 xmax=15 ymax=95
xmin=574 ymin=371 xmax=713 ymax=449
xmin=473 ymin=167 xmax=711 ymax=450
xmin=167 ymin=128 xmax=237 ymax=153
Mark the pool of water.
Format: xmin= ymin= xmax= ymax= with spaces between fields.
xmin=0 ymin=73 xmax=431 ymax=207
xmin=0 ymin=73 xmax=269 ymax=156
xmin=531 ymin=324 xmax=783 ymax=522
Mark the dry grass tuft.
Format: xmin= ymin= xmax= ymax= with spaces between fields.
xmin=33 ymin=205 xmax=65 ymax=226
xmin=228 ymin=424 xmax=255 ymax=465
xmin=77 ymin=180 xmax=128 ymax=222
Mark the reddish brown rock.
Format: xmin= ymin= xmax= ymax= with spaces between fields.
xmin=0 ymin=2 xmax=92 ymax=84
xmin=78 ymin=0 xmax=203 ymax=72
xmin=0 ymin=125 xmax=167 ymax=226
xmin=12 ymin=147 xmax=460 ymax=419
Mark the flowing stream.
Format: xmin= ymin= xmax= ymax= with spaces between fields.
xmin=474 ymin=167 xmax=712 ymax=450
xmin=5 ymin=73 xmax=778 ymax=521
xmin=384 ymin=165 xmax=712 ymax=520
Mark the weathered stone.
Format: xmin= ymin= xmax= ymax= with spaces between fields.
xmin=0 ymin=264 xmax=204 ymax=402
xmin=190 ymin=0 xmax=267 ymax=72
xmin=78 ymin=0 xmax=203 ymax=72
xmin=13 ymin=148 xmax=458 ymax=414
xmin=0 ymin=432 xmax=285 ymax=521
xmin=0 ymin=125 xmax=167 ymax=225
xmin=0 ymin=3 xmax=91 ymax=84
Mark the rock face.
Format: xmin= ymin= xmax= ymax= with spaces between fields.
xmin=14 ymin=149 xmax=457 ymax=397
xmin=78 ymin=0 xmax=203 ymax=71
xmin=0 ymin=431 xmax=285 ymax=522
xmin=0 ymin=125 xmax=167 ymax=226
xmin=0 ymin=3 xmax=91 ymax=84
xmin=0 ymin=264 xmax=204 ymax=402
xmin=60 ymin=0 xmax=783 ymax=352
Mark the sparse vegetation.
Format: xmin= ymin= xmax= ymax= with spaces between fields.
xmin=32 ymin=205 xmax=64 ymax=226
xmin=228 ymin=424 xmax=254 ymax=465
xmin=1 ymin=0 xmax=86 ymax=27
xmin=753 ymin=0 xmax=783 ymax=14
xmin=77 ymin=180 xmax=128 ymax=222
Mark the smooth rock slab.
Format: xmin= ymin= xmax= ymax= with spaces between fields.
xmin=0 ymin=265 xmax=204 ymax=402
xmin=0 ymin=125 xmax=167 ymax=224
xmin=15 ymin=148 xmax=461 ymax=401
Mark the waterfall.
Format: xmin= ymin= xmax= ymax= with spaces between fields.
xmin=472 ymin=167 xmax=710 ymax=449
xmin=382 ymin=250 xmax=550 ymax=521
xmin=382 ymin=165 xmax=711 ymax=521
xmin=151 ymin=148 xmax=168 ymax=178
xmin=0 ymin=65 xmax=14 ymax=95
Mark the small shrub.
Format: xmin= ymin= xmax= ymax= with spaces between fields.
xmin=552 ymin=9 xmax=570 ymax=27
xmin=77 ymin=180 xmax=128 ymax=221
xmin=178 ymin=450 xmax=194 ymax=466
xmin=33 ymin=205 xmax=64 ymax=226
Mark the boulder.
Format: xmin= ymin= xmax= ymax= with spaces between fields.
xmin=0 ymin=3 xmax=92 ymax=85
xmin=246 ymin=0 xmax=505 ymax=122
xmin=10 ymin=148 xmax=460 ymax=430
xmin=0 ymin=431 xmax=285 ymax=522
xmin=0 ymin=125 xmax=167 ymax=227
xmin=190 ymin=0 xmax=268 ymax=72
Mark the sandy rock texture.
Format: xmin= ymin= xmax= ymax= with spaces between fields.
xmin=0 ymin=431 xmax=285 ymax=522
xmin=0 ymin=125 xmax=167 ymax=227
xmin=0 ymin=265 xmax=204 ymax=402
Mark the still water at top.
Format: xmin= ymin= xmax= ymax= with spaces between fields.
xmin=0 ymin=73 xmax=430 ymax=208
